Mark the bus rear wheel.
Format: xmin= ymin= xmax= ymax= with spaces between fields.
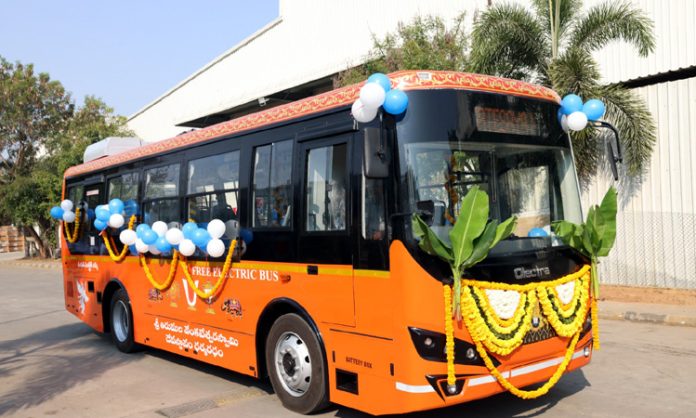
xmin=265 ymin=314 xmax=329 ymax=414
xmin=110 ymin=288 xmax=138 ymax=353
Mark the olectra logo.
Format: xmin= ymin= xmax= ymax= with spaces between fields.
xmin=514 ymin=265 xmax=551 ymax=280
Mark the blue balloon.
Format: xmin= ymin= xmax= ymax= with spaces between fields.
xmin=108 ymin=198 xmax=124 ymax=214
xmin=86 ymin=208 xmax=95 ymax=220
xmin=136 ymin=223 xmax=150 ymax=238
xmin=557 ymin=107 xmax=564 ymax=123
xmin=155 ymin=236 xmax=172 ymax=253
xmin=528 ymin=227 xmax=549 ymax=237
xmin=182 ymin=222 xmax=198 ymax=239
xmin=50 ymin=206 xmax=64 ymax=220
xmin=94 ymin=219 xmax=107 ymax=231
xmin=240 ymin=228 xmax=253 ymax=244
xmin=141 ymin=229 xmax=158 ymax=245
xmin=367 ymin=73 xmax=391 ymax=93
xmin=129 ymin=244 xmax=138 ymax=256
xmin=383 ymin=89 xmax=408 ymax=115
xmin=560 ymin=94 xmax=583 ymax=115
xmin=582 ymin=99 xmax=605 ymax=121
xmin=123 ymin=199 xmax=139 ymax=217
xmin=96 ymin=206 xmax=111 ymax=222
xmin=191 ymin=228 xmax=211 ymax=248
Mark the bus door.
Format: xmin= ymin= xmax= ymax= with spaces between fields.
xmin=297 ymin=134 xmax=355 ymax=326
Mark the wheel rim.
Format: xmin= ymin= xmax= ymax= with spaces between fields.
xmin=274 ymin=331 xmax=312 ymax=397
xmin=113 ymin=300 xmax=129 ymax=343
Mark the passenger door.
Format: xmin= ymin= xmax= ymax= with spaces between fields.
xmin=297 ymin=134 xmax=355 ymax=326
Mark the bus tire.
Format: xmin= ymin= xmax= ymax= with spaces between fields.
xmin=110 ymin=288 xmax=138 ymax=353
xmin=265 ymin=313 xmax=329 ymax=414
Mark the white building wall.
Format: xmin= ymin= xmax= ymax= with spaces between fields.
xmin=128 ymin=0 xmax=484 ymax=142
xmin=582 ymin=76 xmax=696 ymax=289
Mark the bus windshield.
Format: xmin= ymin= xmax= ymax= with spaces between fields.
xmin=397 ymin=90 xmax=582 ymax=255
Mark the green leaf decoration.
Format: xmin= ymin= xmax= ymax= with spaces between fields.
xmin=552 ymin=187 xmax=618 ymax=299
xmin=412 ymin=214 xmax=454 ymax=262
xmin=463 ymin=220 xmax=498 ymax=268
xmin=492 ymin=216 xmax=518 ymax=250
xmin=450 ymin=186 xmax=489 ymax=268
xmin=595 ymin=186 xmax=617 ymax=257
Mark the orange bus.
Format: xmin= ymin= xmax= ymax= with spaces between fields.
xmin=61 ymin=70 xmax=595 ymax=415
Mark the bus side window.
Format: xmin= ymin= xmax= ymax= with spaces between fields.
xmin=186 ymin=151 xmax=240 ymax=235
xmin=362 ymin=176 xmax=385 ymax=240
xmin=143 ymin=164 xmax=180 ymax=224
xmin=304 ymin=143 xmax=347 ymax=232
xmin=252 ymin=140 xmax=293 ymax=228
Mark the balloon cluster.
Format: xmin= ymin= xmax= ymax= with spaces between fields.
xmin=93 ymin=198 xmax=138 ymax=231
xmin=351 ymin=73 xmax=409 ymax=123
xmin=50 ymin=200 xmax=77 ymax=223
xmin=558 ymin=94 xmax=606 ymax=132
xmin=120 ymin=219 xmax=228 ymax=258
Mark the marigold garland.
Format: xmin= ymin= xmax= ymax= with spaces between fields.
xmin=443 ymin=265 xmax=595 ymax=399
xmin=179 ymin=239 xmax=237 ymax=299
xmin=474 ymin=329 xmax=581 ymax=399
xmin=140 ymin=250 xmax=180 ymax=291
xmin=64 ymin=208 xmax=82 ymax=243
xmin=472 ymin=286 xmax=529 ymax=334
xmin=101 ymin=215 xmax=137 ymax=262
xmin=591 ymin=297 xmax=600 ymax=349
xmin=443 ymin=284 xmax=455 ymax=387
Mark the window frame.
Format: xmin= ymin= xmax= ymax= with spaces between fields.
xmin=250 ymin=139 xmax=295 ymax=231
xmin=185 ymin=149 xmax=241 ymax=224
xmin=141 ymin=160 xmax=183 ymax=225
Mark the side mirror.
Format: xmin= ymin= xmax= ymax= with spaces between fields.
xmin=590 ymin=121 xmax=623 ymax=181
xmin=363 ymin=127 xmax=389 ymax=178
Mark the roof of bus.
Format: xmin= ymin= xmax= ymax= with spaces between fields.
xmin=65 ymin=70 xmax=560 ymax=178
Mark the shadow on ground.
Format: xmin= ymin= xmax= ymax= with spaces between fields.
xmin=0 ymin=322 xmax=141 ymax=415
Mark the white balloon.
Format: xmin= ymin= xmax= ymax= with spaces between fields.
xmin=62 ymin=211 xmax=75 ymax=223
xmin=119 ymin=229 xmax=137 ymax=246
xmin=206 ymin=239 xmax=226 ymax=258
xmin=567 ymin=111 xmax=588 ymax=131
xmin=207 ymin=219 xmax=226 ymax=239
xmin=152 ymin=221 xmax=168 ymax=237
xmin=135 ymin=238 xmax=149 ymax=253
xmin=360 ymin=82 xmax=386 ymax=108
xmin=165 ymin=228 xmax=184 ymax=245
xmin=60 ymin=199 xmax=73 ymax=212
xmin=108 ymin=213 xmax=125 ymax=228
xmin=351 ymin=100 xmax=378 ymax=123
xmin=148 ymin=245 xmax=161 ymax=255
xmin=179 ymin=239 xmax=196 ymax=257
xmin=560 ymin=115 xmax=569 ymax=132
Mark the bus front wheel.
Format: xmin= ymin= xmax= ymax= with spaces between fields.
xmin=110 ymin=288 xmax=138 ymax=353
xmin=265 ymin=313 xmax=329 ymax=414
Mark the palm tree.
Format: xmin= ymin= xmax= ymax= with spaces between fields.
xmin=470 ymin=0 xmax=656 ymax=184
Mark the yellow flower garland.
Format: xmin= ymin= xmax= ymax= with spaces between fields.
xmin=442 ymin=265 xmax=595 ymax=399
xmin=475 ymin=330 xmax=581 ymax=399
xmin=443 ymin=284 xmax=455 ymax=387
xmin=471 ymin=286 xmax=530 ymax=334
xmin=140 ymin=250 xmax=180 ymax=291
xmin=591 ymin=297 xmax=600 ymax=349
xmin=179 ymin=239 xmax=237 ymax=299
xmin=101 ymin=215 xmax=137 ymax=262
xmin=461 ymin=286 xmax=536 ymax=356
xmin=537 ymin=273 xmax=591 ymax=338
xmin=64 ymin=208 xmax=82 ymax=243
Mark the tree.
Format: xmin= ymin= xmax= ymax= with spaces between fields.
xmin=0 ymin=58 xmax=73 ymax=185
xmin=335 ymin=13 xmax=468 ymax=87
xmin=470 ymin=0 xmax=656 ymax=184
xmin=0 ymin=56 xmax=131 ymax=257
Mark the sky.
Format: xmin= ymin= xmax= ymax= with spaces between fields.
xmin=0 ymin=0 xmax=279 ymax=117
